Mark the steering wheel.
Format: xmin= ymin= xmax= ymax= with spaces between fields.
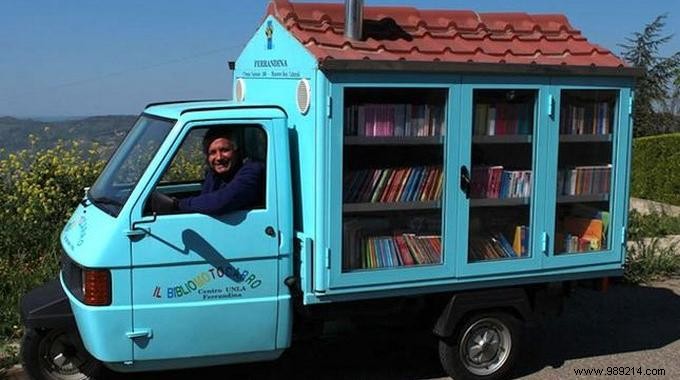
xmin=149 ymin=191 xmax=177 ymax=214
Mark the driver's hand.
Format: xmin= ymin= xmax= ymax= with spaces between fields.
xmin=150 ymin=191 xmax=178 ymax=214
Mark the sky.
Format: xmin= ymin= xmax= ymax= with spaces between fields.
xmin=1 ymin=0 xmax=678 ymax=118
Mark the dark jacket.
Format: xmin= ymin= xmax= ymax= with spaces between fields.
xmin=177 ymin=160 xmax=265 ymax=215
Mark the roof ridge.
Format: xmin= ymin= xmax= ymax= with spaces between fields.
xmin=265 ymin=0 xmax=627 ymax=69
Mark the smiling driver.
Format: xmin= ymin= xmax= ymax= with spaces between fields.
xmin=173 ymin=128 xmax=265 ymax=215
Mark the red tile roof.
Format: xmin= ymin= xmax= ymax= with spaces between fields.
xmin=266 ymin=0 xmax=627 ymax=69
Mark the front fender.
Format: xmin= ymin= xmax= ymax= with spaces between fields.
xmin=21 ymin=278 xmax=75 ymax=329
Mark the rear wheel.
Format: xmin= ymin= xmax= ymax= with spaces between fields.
xmin=21 ymin=328 xmax=102 ymax=380
xmin=439 ymin=312 xmax=522 ymax=380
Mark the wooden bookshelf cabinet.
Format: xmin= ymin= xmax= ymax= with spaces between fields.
xmin=326 ymin=76 xmax=631 ymax=288
xmin=341 ymin=87 xmax=447 ymax=272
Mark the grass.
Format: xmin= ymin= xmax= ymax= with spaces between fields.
xmin=625 ymin=209 xmax=680 ymax=283
xmin=625 ymin=238 xmax=680 ymax=284
xmin=0 ymin=339 xmax=18 ymax=376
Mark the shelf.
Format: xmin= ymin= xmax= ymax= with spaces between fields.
xmin=559 ymin=134 xmax=612 ymax=143
xmin=343 ymin=201 xmax=441 ymax=213
xmin=557 ymin=194 xmax=609 ymax=203
xmin=470 ymin=197 xmax=530 ymax=207
xmin=469 ymin=255 xmax=530 ymax=263
xmin=472 ymin=135 xmax=532 ymax=144
xmin=344 ymin=136 xmax=444 ymax=146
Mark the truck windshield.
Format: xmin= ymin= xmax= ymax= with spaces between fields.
xmin=88 ymin=114 xmax=175 ymax=216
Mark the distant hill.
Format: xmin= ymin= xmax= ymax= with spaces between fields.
xmin=0 ymin=115 xmax=136 ymax=154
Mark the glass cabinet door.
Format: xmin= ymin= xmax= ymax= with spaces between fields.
xmin=341 ymin=87 xmax=447 ymax=272
xmin=467 ymin=89 xmax=537 ymax=263
xmin=328 ymin=82 xmax=459 ymax=290
xmin=553 ymin=90 xmax=617 ymax=255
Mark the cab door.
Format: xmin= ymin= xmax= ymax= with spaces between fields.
xmin=128 ymin=115 xmax=291 ymax=362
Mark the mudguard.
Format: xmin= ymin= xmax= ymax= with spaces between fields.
xmin=433 ymin=287 xmax=532 ymax=338
xmin=21 ymin=278 xmax=75 ymax=329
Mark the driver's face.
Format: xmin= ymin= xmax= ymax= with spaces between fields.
xmin=207 ymin=137 xmax=237 ymax=175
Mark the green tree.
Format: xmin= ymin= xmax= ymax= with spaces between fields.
xmin=620 ymin=14 xmax=680 ymax=136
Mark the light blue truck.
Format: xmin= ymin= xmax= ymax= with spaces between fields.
xmin=19 ymin=1 xmax=638 ymax=379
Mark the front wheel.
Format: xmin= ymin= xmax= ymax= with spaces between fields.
xmin=439 ymin=312 xmax=522 ymax=380
xmin=21 ymin=328 xmax=102 ymax=380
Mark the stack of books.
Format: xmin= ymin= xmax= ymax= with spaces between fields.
xmin=473 ymin=102 xmax=533 ymax=136
xmin=344 ymin=166 xmax=444 ymax=204
xmin=471 ymin=166 xmax=532 ymax=199
xmin=556 ymin=216 xmax=607 ymax=253
xmin=344 ymin=103 xmax=446 ymax=137
xmin=356 ymin=234 xmax=442 ymax=269
xmin=560 ymin=101 xmax=611 ymax=135
xmin=469 ymin=225 xmax=529 ymax=261
xmin=557 ymin=165 xmax=611 ymax=196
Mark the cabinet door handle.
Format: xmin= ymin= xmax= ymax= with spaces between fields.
xmin=460 ymin=166 xmax=471 ymax=199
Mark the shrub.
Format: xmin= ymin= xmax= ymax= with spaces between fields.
xmin=0 ymin=140 xmax=104 ymax=340
xmin=628 ymin=209 xmax=680 ymax=240
xmin=625 ymin=238 xmax=680 ymax=283
xmin=1 ymin=340 xmax=18 ymax=375
xmin=0 ymin=135 xmax=206 ymax=351
xmin=631 ymin=133 xmax=680 ymax=206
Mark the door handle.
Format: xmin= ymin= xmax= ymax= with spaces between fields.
xmin=126 ymin=329 xmax=153 ymax=339
xmin=265 ymin=226 xmax=276 ymax=237
xmin=460 ymin=166 xmax=471 ymax=199
xmin=125 ymin=228 xmax=148 ymax=238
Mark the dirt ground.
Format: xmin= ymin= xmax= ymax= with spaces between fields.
xmin=4 ymin=277 xmax=679 ymax=380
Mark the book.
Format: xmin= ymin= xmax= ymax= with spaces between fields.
xmin=421 ymin=167 xmax=438 ymax=201
xmin=382 ymin=168 xmax=404 ymax=203
xmin=395 ymin=167 xmax=413 ymax=202
xmin=371 ymin=168 xmax=392 ymax=203
xmin=564 ymin=217 xmax=603 ymax=242
xmin=494 ymin=232 xmax=517 ymax=258
xmin=512 ymin=226 xmax=524 ymax=256
xmin=487 ymin=106 xmax=497 ymax=135
xmin=403 ymin=234 xmax=424 ymax=264
xmin=474 ymin=103 xmax=488 ymax=136
xmin=404 ymin=166 xmax=420 ymax=202
xmin=394 ymin=235 xmax=415 ymax=266
xmin=413 ymin=166 xmax=431 ymax=202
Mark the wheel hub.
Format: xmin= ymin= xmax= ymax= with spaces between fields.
xmin=468 ymin=329 xmax=501 ymax=364
xmin=39 ymin=330 xmax=87 ymax=379
xmin=460 ymin=317 xmax=512 ymax=376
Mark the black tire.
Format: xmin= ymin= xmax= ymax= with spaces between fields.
xmin=21 ymin=328 xmax=102 ymax=380
xmin=438 ymin=312 xmax=522 ymax=380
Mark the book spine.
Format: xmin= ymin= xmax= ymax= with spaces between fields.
xmin=487 ymin=106 xmax=496 ymax=136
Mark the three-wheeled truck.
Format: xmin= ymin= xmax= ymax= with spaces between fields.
xmin=20 ymin=1 xmax=638 ymax=379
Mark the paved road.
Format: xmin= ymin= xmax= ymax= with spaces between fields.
xmin=5 ymin=278 xmax=680 ymax=380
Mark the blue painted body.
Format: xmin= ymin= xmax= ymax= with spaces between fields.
xmin=58 ymin=14 xmax=635 ymax=371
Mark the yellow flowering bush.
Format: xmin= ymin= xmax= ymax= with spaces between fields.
xmin=0 ymin=136 xmax=202 ymax=348
xmin=162 ymin=137 xmax=205 ymax=183
xmin=0 ymin=140 xmax=105 ymax=338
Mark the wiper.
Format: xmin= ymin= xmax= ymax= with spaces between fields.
xmin=89 ymin=195 xmax=122 ymax=207
xmin=80 ymin=197 xmax=91 ymax=207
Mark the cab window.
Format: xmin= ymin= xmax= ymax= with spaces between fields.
xmin=145 ymin=124 xmax=267 ymax=215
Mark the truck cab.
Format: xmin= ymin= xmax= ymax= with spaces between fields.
xmin=23 ymin=103 xmax=295 ymax=376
